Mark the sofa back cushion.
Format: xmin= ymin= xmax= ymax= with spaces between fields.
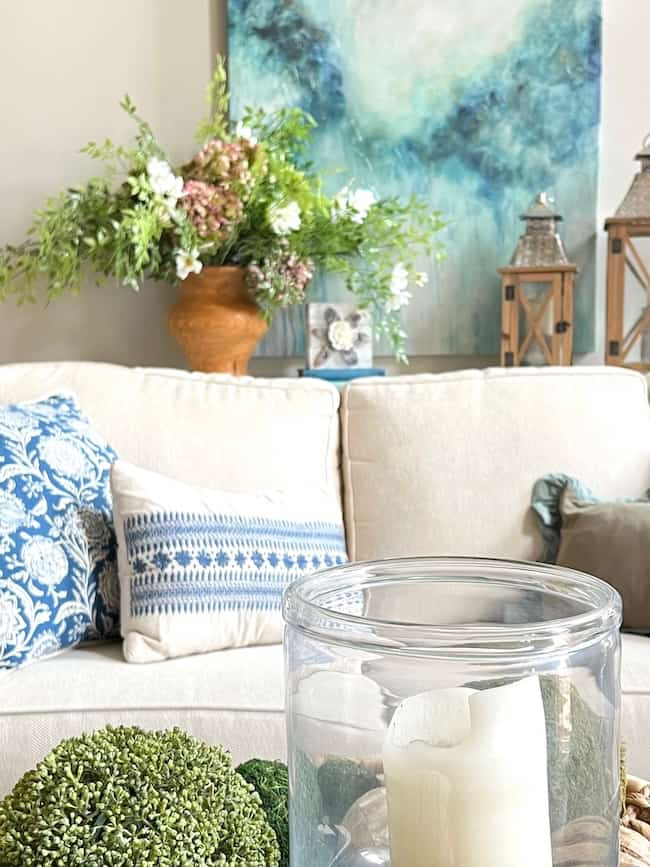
xmin=341 ymin=367 xmax=650 ymax=561
xmin=0 ymin=363 xmax=341 ymax=500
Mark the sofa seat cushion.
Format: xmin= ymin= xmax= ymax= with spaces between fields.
xmin=1 ymin=635 xmax=649 ymax=795
xmin=0 ymin=641 xmax=285 ymax=797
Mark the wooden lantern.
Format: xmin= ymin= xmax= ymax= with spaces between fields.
xmin=499 ymin=194 xmax=577 ymax=366
xmin=605 ymin=135 xmax=650 ymax=371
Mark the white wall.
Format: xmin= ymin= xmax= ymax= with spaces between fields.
xmin=0 ymin=0 xmax=648 ymax=376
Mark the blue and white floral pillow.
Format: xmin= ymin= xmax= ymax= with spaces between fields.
xmin=0 ymin=394 xmax=119 ymax=670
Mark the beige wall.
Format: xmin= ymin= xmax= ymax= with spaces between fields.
xmin=0 ymin=0 xmax=648 ymax=376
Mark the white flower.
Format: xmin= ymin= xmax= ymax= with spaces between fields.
xmin=175 ymin=249 xmax=203 ymax=281
xmin=0 ymin=491 xmax=26 ymax=536
xmin=0 ymin=592 xmax=25 ymax=652
xmin=348 ymin=188 xmax=377 ymax=223
xmin=414 ymin=271 xmax=429 ymax=287
xmin=235 ymin=121 xmax=258 ymax=145
xmin=22 ymin=537 xmax=68 ymax=587
xmin=390 ymin=263 xmax=409 ymax=291
xmin=146 ymin=157 xmax=173 ymax=192
xmin=328 ymin=320 xmax=356 ymax=352
xmin=165 ymin=174 xmax=184 ymax=204
xmin=24 ymin=630 xmax=60 ymax=662
xmin=268 ymin=201 xmax=301 ymax=235
xmin=333 ymin=187 xmax=377 ymax=224
xmin=147 ymin=157 xmax=184 ymax=205
xmin=38 ymin=436 xmax=88 ymax=478
xmin=386 ymin=263 xmax=412 ymax=312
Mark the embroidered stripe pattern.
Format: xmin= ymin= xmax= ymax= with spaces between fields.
xmin=125 ymin=510 xmax=348 ymax=618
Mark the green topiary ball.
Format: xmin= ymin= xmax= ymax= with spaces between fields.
xmin=0 ymin=726 xmax=279 ymax=867
xmin=237 ymin=759 xmax=289 ymax=867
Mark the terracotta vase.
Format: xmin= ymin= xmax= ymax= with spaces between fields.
xmin=168 ymin=266 xmax=268 ymax=374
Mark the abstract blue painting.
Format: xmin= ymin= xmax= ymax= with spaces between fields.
xmin=228 ymin=0 xmax=602 ymax=356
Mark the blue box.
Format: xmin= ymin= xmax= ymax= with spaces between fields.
xmin=298 ymin=368 xmax=386 ymax=382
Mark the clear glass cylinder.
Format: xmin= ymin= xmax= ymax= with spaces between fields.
xmin=283 ymin=558 xmax=622 ymax=867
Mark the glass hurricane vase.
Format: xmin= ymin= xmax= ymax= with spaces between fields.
xmin=283 ymin=557 xmax=622 ymax=867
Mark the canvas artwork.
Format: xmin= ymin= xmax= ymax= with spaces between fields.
xmin=228 ymin=0 xmax=602 ymax=357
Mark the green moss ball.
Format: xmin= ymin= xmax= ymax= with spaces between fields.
xmin=237 ymin=759 xmax=289 ymax=867
xmin=317 ymin=758 xmax=378 ymax=825
xmin=0 ymin=726 xmax=279 ymax=867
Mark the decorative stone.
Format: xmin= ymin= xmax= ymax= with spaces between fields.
xmin=342 ymin=787 xmax=389 ymax=850
xmin=332 ymin=846 xmax=391 ymax=867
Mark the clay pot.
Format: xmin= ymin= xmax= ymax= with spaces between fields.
xmin=168 ymin=266 xmax=268 ymax=374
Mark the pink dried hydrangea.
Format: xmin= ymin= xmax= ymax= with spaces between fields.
xmin=191 ymin=138 xmax=259 ymax=195
xmin=181 ymin=179 xmax=243 ymax=241
xmin=181 ymin=137 xmax=265 ymax=242
xmin=247 ymin=253 xmax=315 ymax=309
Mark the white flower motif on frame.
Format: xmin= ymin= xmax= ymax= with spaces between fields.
xmin=309 ymin=304 xmax=371 ymax=369
xmin=175 ymin=248 xmax=203 ymax=281
xmin=386 ymin=262 xmax=412 ymax=312
xmin=268 ymin=201 xmax=302 ymax=235
xmin=328 ymin=319 xmax=356 ymax=352
xmin=333 ymin=187 xmax=377 ymax=224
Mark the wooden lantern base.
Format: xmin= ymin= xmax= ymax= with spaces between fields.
xmin=605 ymin=219 xmax=650 ymax=372
xmin=499 ymin=266 xmax=576 ymax=367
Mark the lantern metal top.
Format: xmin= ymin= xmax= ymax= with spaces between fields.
xmin=609 ymin=133 xmax=650 ymax=224
xmin=509 ymin=193 xmax=572 ymax=268
xmin=520 ymin=192 xmax=563 ymax=222
xmin=635 ymin=133 xmax=650 ymax=164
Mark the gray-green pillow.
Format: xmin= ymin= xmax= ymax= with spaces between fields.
xmin=531 ymin=474 xmax=650 ymax=631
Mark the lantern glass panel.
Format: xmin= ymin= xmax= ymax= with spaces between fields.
xmin=628 ymin=237 xmax=650 ymax=364
xmin=519 ymin=280 xmax=553 ymax=365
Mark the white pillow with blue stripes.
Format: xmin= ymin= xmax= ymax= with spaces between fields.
xmin=111 ymin=460 xmax=348 ymax=663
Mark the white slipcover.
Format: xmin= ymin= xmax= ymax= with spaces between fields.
xmin=0 ymin=363 xmax=339 ymax=795
xmin=1 ymin=363 xmax=650 ymax=795
xmin=341 ymin=367 xmax=650 ymax=560
xmin=0 ymin=642 xmax=285 ymax=793
xmin=0 ymin=362 xmax=341 ymax=497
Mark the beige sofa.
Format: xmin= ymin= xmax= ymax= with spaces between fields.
xmin=1 ymin=362 xmax=649 ymax=796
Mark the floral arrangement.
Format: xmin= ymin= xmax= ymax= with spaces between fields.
xmin=0 ymin=59 xmax=445 ymax=359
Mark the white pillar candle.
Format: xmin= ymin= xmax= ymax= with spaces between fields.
xmin=383 ymin=675 xmax=553 ymax=867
